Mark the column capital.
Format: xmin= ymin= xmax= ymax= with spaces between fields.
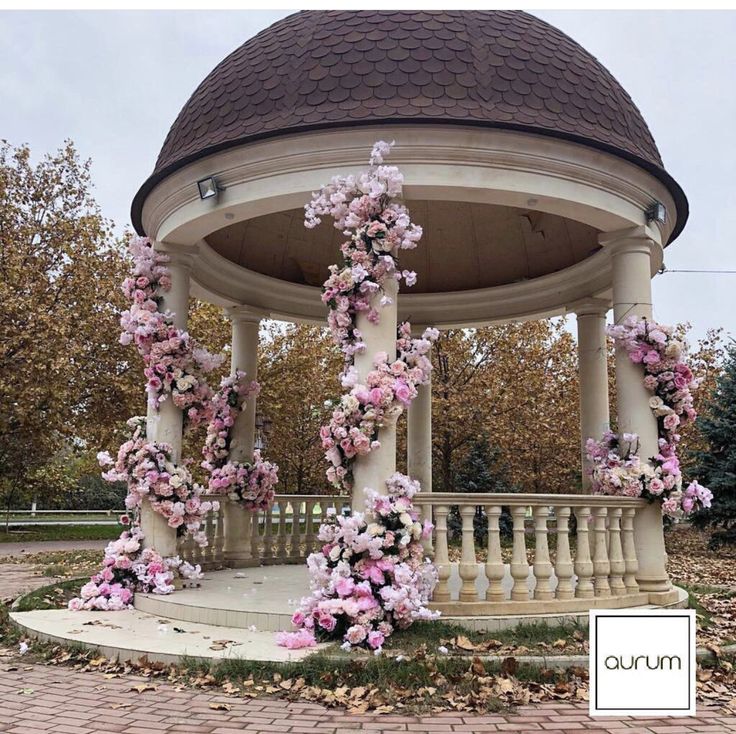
xmin=568 ymin=297 xmax=611 ymax=318
xmin=225 ymin=304 xmax=269 ymax=324
xmin=598 ymin=225 xmax=661 ymax=256
xmin=154 ymin=242 xmax=198 ymax=271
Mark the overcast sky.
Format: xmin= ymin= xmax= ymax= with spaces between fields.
xmin=1 ymin=10 xmax=734 ymax=342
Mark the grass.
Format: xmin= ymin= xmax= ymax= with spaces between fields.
xmin=378 ymin=618 xmax=587 ymax=655
xmin=11 ymin=577 xmax=84 ymax=612
xmin=3 ymin=513 xmax=120 ymax=523
xmin=0 ymin=524 xmax=120 ymax=543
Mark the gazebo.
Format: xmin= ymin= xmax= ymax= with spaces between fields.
xmin=130 ymin=9 xmax=687 ymax=629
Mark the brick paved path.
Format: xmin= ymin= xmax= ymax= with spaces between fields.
xmin=2 ymin=562 xmax=736 ymax=734
xmin=0 ymin=663 xmax=734 ymax=734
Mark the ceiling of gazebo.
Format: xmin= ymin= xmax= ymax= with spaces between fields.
xmin=205 ymin=201 xmax=600 ymax=292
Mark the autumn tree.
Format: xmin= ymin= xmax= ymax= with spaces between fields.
xmin=257 ymin=323 xmax=343 ymax=494
xmin=0 ymin=140 xmax=141 ymax=513
xmin=432 ymin=321 xmax=580 ymax=494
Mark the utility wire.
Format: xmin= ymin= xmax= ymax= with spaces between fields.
xmin=659 ymin=267 xmax=736 ymax=274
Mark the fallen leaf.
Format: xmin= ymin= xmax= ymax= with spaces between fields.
xmin=209 ymin=702 xmax=232 ymax=711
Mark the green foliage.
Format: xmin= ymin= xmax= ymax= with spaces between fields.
xmin=690 ymin=344 xmax=736 ymax=543
xmin=449 ymin=434 xmax=518 ymax=543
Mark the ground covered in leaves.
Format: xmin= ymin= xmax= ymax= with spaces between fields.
xmin=0 ymin=525 xmax=733 ymax=716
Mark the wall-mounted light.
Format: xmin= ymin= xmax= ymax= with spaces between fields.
xmin=197 ymin=176 xmax=223 ymax=200
xmin=645 ymin=201 xmax=666 ymax=224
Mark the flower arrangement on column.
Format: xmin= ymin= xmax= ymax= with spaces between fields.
xmin=202 ymin=371 xmax=279 ymax=511
xmin=70 ymin=237 xmax=245 ymax=611
xmin=278 ymin=141 xmax=438 ymax=652
xmin=586 ymin=316 xmax=713 ymax=518
xmin=119 ymin=237 xmax=222 ymax=425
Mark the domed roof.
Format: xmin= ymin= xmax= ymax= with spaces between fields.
xmin=132 ymin=10 xmax=686 ymax=238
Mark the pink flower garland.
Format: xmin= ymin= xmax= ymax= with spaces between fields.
xmin=119 ymin=237 xmax=223 ymax=426
xmin=586 ymin=316 xmax=713 ymax=518
xmin=202 ymin=372 xmax=278 ymax=512
xmin=201 ymin=371 xmax=260 ymax=472
xmin=68 ymin=526 xmax=203 ymax=611
xmin=278 ymin=473 xmax=437 ymax=652
xmin=98 ymin=417 xmax=217 ymax=543
xmin=278 ymin=141 xmax=439 ymax=651
xmin=208 ymin=451 xmax=279 ymax=512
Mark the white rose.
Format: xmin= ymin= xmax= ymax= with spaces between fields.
xmin=169 ymin=475 xmax=182 ymax=488
xmin=648 ymin=396 xmax=664 ymax=410
xmin=342 ymin=395 xmax=359 ymax=413
xmin=367 ymin=523 xmax=384 ymax=536
xmin=399 ymin=512 xmax=412 ymax=527
xmin=176 ymin=379 xmax=189 ymax=391
xmin=329 ymin=546 xmax=342 ymax=562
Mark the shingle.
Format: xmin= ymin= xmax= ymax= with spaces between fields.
xmin=142 ymin=10 xmax=669 ymax=217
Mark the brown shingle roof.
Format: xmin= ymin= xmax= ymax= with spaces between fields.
xmin=132 ymin=10 xmax=687 ymax=239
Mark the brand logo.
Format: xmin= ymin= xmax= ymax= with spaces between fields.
xmin=589 ymin=609 xmax=695 ymax=717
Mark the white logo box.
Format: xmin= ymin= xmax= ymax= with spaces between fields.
xmin=589 ymin=609 xmax=696 ymax=717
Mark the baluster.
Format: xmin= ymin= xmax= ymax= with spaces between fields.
xmin=574 ymin=506 xmax=594 ymax=598
xmin=432 ymin=505 xmax=451 ymax=602
xmin=289 ymin=500 xmax=301 ymax=561
xmin=510 ymin=505 xmax=530 ymax=601
xmin=212 ymin=504 xmax=225 ymax=568
xmin=622 ymin=507 xmax=640 ymax=593
xmin=305 ymin=500 xmax=316 ymax=554
xmin=277 ymin=498 xmax=288 ymax=561
xmin=485 ymin=505 xmax=504 ymax=602
xmin=608 ymin=508 xmax=626 ymax=595
xmin=263 ymin=502 xmax=274 ymax=563
xmin=422 ymin=503 xmax=434 ymax=554
xmin=592 ymin=506 xmax=611 ymax=597
xmin=533 ymin=505 xmax=553 ymax=600
xmin=178 ymin=534 xmax=191 ymax=566
xmin=250 ymin=511 xmax=260 ymax=562
xmin=554 ymin=506 xmax=574 ymax=599
xmin=458 ymin=505 xmax=478 ymax=602
xmin=203 ymin=511 xmax=215 ymax=567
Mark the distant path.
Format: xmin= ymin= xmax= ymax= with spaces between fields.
xmin=0 ymin=539 xmax=108 ymax=557
xmin=4 ymin=520 xmax=118 ymax=526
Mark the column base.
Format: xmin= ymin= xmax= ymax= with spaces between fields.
xmin=646 ymin=589 xmax=681 ymax=606
xmin=224 ymin=553 xmax=260 ymax=569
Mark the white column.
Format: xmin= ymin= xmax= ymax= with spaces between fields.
xmin=603 ymin=227 xmax=673 ymax=600
xmin=574 ymin=299 xmax=611 ymax=491
xmin=223 ymin=306 xmax=264 ymax=567
xmin=352 ymin=278 xmax=398 ymax=511
xmin=142 ymin=248 xmax=191 ymax=557
xmin=407 ymin=325 xmax=432 ymax=540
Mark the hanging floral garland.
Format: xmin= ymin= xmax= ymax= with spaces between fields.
xmin=277 ymin=473 xmax=437 ymax=651
xmin=202 ymin=371 xmax=279 ymax=511
xmin=278 ymin=141 xmax=438 ymax=651
xmin=586 ymin=316 xmax=713 ymax=518
xmin=119 ymin=237 xmax=223 ymax=427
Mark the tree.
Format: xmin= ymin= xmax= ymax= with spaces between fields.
xmin=0 ymin=140 xmax=141 ymax=516
xmin=690 ymin=343 xmax=736 ymax=544
xmin=450 ymin=433 xmax=518 ymax=542
xmin=432 ymin=321 xmax=580 ymax=494
xmin=257 ymin=323 xmax=343 ymax=494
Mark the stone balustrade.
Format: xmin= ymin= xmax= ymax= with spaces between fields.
xmin=179 ymin=491 xmax=652 ymax=614
xmin=412 ymin=492 xmax=650 ymax=614
xmin=179 ymin=494 xmax=349 ymax=570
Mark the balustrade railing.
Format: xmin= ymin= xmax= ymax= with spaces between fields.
xmin=178 ymin=494 xmax=349 ymax=570
xmin=178 ymin=491 xmax=650 ymax=614
xmin=412 ymin=493 xmax=649 ymax=614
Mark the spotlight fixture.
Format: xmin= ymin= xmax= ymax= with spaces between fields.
xmin=197 ymin=176 xmax=222 ymax=200
xmin=645 ymin=201 xmax=666 ymax=224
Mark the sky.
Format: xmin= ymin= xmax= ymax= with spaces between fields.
xmin=1 ymin=9 xmax=735 ymax=342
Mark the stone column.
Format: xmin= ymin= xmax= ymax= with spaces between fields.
xmin=351 ymin=278 xmax=398 ymax=511
xmin=603 ymin=227 xmax=674 ymax=601
xmin=407 ymin=325 xmax=433 ymax=536
xmin=222 ymin=306 xmax=264 ymax=567
xmin=574 ymin=299 xmax=611 ymax=491
xmin=142 ymin=248 xmax=191 ymax=557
